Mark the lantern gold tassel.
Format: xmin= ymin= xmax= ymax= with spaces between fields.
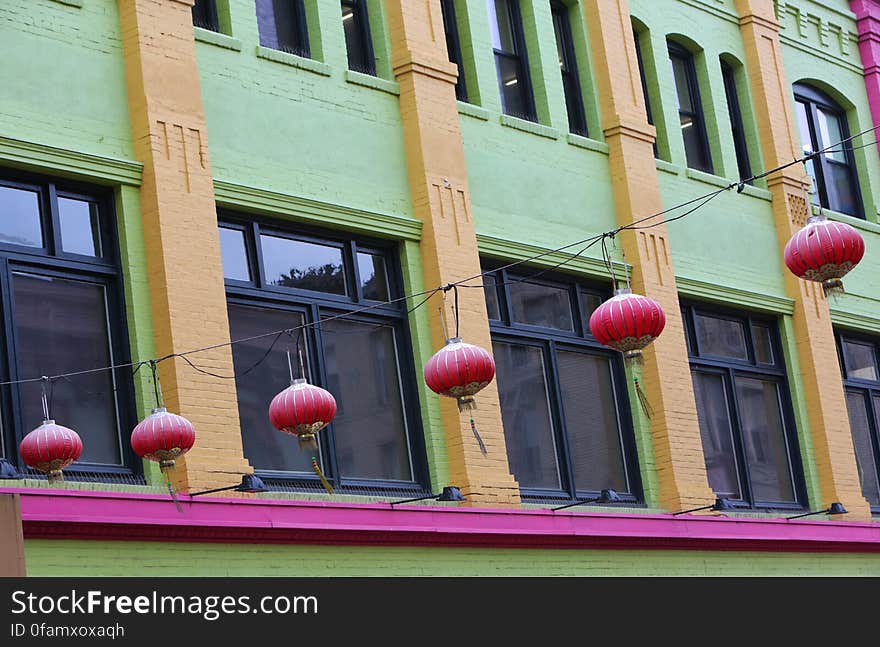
xmin=469 ymin=417 xmax=487 ymax=455
xmin=311 ymin=458 xmax=334 ymax=494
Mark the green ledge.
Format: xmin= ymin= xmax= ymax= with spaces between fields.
xmin=476 ymin=234 xmax=629 ymax=282
xmin=499 ymin=114 xmax=559 ymax=140
xmin=655 ymin=158 xmax=681 ymax=175
xmin=830 ymin=309 xmax=880 ymax=335
xmin=255 ymin=46 xmax=332 ymax=76
xmin=49 ymin=0 xmax=83 ymax=7
xmin=213 ymin=179 xmax=422 ymax=241
xmin=0 ymin=136 xmax=142 ymax=186
xmin=566 ymin=133 xmax=609 ymax=154
xmin=344 ymin=70 xmax=400 ymax=95
xmin=814 ymin=204 xmax=880 ymax=234
xmin=457 ymin=101 xmax=490 ymax=121
xmin=194 ymin=27 xmax=242 ymax=52
xmin=740 ymin=183 xmax=772 ymax=201
xmin=685 ymin=167 xmax=735 ymax=189
xmin=676 ymin=276 xmax=795 ymax=314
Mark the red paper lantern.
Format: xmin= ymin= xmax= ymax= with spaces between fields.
xmin=269 ymin=378 xmax=337 ymax=449
xmin=130 ymin=407 xmax=196 ymax=471
xmin=589 ymin=288 xmax=666 ymax=363
xmin=20 ymin=420 xmax=83 ymax=483
xmin=784 ymin=214 xmax=865 ymax=296
xmin=424 ymin=337 xmax=496 ymax=411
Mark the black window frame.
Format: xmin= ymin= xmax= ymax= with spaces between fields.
xmin=836 ymin=330 xmax=880 ymax=514
xmin=683 ymin=303 xmax=806 ymax=511
xmin=440 ymin=0 xmax=468 ymax=102
xmin=0 ymin=168 xmax=141 ymax=483
xmin=668 ymin=42 xmax=713 ymax=174
xmin=341 ymin=0 xmax=377 ymax=76
xmin=551 ymin=1 xmax=588 ymax=137
xmin=720 ymin=59 xmax=752 ymax=183
xmin=793 ymin=83 xmax=864 ymax=219
xmin=489 ymin=0 xmax=537 ymax=122
xmin=219 ymin=212 xmax=430 ymax=496
xmin=483 ymin=263 xmax=643 ymax=505
xmin=192 ymin=0 xmax=221 ymax=32
xmin=256 ymin=0 xmax=311 ymax=58
xmin=632 ymin=24 xmax=658 ymax=158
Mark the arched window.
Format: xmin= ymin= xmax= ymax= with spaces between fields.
xmin=793 ymin=84 xmax=863 ymax=218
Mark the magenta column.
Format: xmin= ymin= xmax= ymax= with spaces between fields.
xmin=852 ymin=0 xmax=880 ymax=156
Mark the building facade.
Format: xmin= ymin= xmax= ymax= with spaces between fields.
xmin=1 ymin=0 xmax=880 ymax=576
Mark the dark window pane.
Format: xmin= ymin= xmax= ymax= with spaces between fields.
xmin=795 ymin=101 xmax=813 ymax=155
xmin=497 ymin=54 xmax=529 ymax=118
xmin=257 ymin=0 xmax=308 ymax=56
xmin=494 ymin=341 xmax=561 ymax=489
xmin=192 ymin=0 xmax=220 ymax=31
xmin=557 ymin=350 xmax=627 ymax=493
xmin=845 ymin=391 xmax=880 ymax=506
xmin=441 ymin=0 xmax=467 ymax=102
xmin=483 ymin=273 xmax=501 ymax=321
xmin=322 ymin=318 xmax=412 ymax=481
xmin=261 ymin=234 xmax=346 ymax=294
xmin=357 ymin=252 xmax=389 ymax=302
xmin=508 ymin=280 xmax=573 ymax=331
xmin=752 ymin=324 xmax=774 ymax=365
xmin=826 ymin=161 xmax=858 ymax=216
xmin=219 ymin=227 xmax=251 ymax=282
xmin=692 ymin=371 xmax=741 ymax=500
xmin=228 ymin=304 xmax=316 ymax=473
xmin=695 ymin=314 xmax=748 ymax=360
xmin=843 ymin=340 xmax=878 ymax=381
xmin=0 ymin=185 xmax=42 ymax=248
xmin=342 ymin=1 xmax=374 ymax=75
xmin=580 ymin=291 xmax=602 ymax=326
xmin=735 ymin=377 xmax=795 ymax=503
xmin=817 ymin=107 xmax=845 ymax=163
xmin=58 ymin=198 xmax=101 ymax=257
xmin=670 ymin=56 xmax=694 ymax=112
xmin=552 ymin=2 xmax=587 ymax=136
xmin=488 ymin=0 xmax=516 ymax=53
xmin=14 ymin=273 xmax=121 ymax=465
xmin=721 ymin=62 xmax=751 ymax=182
xmin=681 ymin=113 xmax=712 ymax=172
xmin=669 ymin=47 xmax=712 ymax=172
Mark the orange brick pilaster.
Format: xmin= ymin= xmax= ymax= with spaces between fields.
xmin=384 ymin=0 xmax=520 ymax=506
xmin=736 ymin=1 xmax=871 ymax=518
xmin=583 ymin=0 xmax=714 ymax=511
xmin=118 ymin=0 xmax=251 ymax=491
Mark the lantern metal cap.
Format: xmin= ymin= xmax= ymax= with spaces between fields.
xmin=0 ymin=458 xmax=21 ymax=480
xmin=613 ymin=287 xmax=633 ymax=297
xmin=150 ymin=407 xmax=168 ymax=415
xmin=292 ymin=377 xmax=308 ymax=386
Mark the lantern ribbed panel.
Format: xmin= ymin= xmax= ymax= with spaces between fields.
xmin=589 ymin=291 xmax=666 ymax=353
xmin=269 ymin=380 xmax=337 ymax=436
xmin=130 ymin=408 xmax=196 ymax=463
xmin=20 ymin=421 xmax=83 ymax=473
xmin=424 ymin=338 xmax=496 ymax=398
xmin=784 ymin=217 xmax=865 ymax=282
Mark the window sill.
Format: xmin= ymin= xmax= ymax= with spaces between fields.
xmin=255 ymin=46 xmax=331 ymax=76
xmin=685 ymin=167 xmax=734 ymax=189
xmin=49 ymin=0 xmax=83 ymax=7
xmin=499 ymin=114 xmax=559 ymax=140
xmin=193 ymin=27 xmax=242 ymax=52
xmin=655 ymin=159 xmax=681 ymax=175
xmin=739 ymin=183 xmax=772 ymax=201
xmin=813 ymin=204 xmax=880 ymax=235
xmin=457 ymin=101 xmax=490 ymax=121
xmin=345 ymin=70 xmax=400 ymax=95
xmin=566 ymin=133 xmax=609 ymax=154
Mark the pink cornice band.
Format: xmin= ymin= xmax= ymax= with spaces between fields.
xmin=6 ymin=488 xmax=880 ymax=552
xmin=851 ymin=0 xmax=880 ymax=157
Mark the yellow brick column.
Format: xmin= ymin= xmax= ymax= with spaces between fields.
xmin=384 ymin=0 xmax=520 ymax=506
xmin=736 ymin=1 xmax=871 ymax=519
xmin=118 ymin=0 xmax=251 ymax=491
xmin=583 ymin=0 xmax=714 ymax=511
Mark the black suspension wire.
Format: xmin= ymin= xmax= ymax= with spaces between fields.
xmin=1 ymin=123 xmax=877 ymax=390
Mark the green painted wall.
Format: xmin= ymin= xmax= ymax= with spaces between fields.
xmin=0 ymin=0 xmax=133 ymax=160
xmin=23 ymin=539 xmax=880 ymax=576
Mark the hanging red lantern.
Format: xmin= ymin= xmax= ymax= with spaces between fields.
xmin=424 ymin=337 xmax=496 ymax=411
xmin=783 ymin=213 xmax=865 ymax=296
xmin=130 ymin=407 xmax=196 ymax=471
xmin=20 ymin=420 xmax=83 ymax=483
xmin=589 ymin=288 xmax=666 ymax=363
xmin=269 ymin=378 xmax=337 ymax=449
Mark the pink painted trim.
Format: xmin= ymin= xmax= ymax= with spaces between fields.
xmin=851 ymin=1 xmax=880 ymax=157
xmin=5 ymin=488 xmax=880 ymax=552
